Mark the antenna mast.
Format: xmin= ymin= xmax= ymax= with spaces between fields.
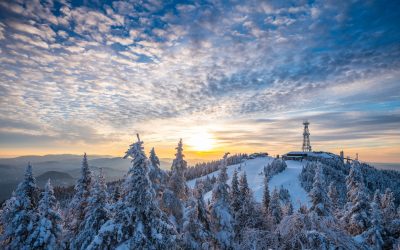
xmin=302 ymin=120 xmax=312 ymax=152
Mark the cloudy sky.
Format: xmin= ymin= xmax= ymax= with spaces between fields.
xmin=0 ymin=0 xmax=399 ymax=163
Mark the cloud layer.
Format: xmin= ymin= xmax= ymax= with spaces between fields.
xmin=0 ymin=0 xmax=399 ymax=162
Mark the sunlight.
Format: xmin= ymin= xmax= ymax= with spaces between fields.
xmin=187 ymin=129 xmax=216 ymax=152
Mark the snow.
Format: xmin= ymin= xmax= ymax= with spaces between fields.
xmin=269 ymin=160 xmax=311 ymax=209
xmin=188 ymin=157 xmax=311 ymax=210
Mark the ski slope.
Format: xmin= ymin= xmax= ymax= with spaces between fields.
xmin=187 ymin=157 xmax=311 ymax=210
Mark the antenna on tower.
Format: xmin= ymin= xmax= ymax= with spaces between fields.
xmin=302 ymin=120 xmax=312 ymax=152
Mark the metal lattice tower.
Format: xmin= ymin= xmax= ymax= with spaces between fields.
xmin=302 ymin=120 xmax=312 ymax=152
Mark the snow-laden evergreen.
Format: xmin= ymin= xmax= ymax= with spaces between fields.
xmin=362 ymin=196 xmax=384 ymax=249
xmin=182 ymin=188 xmax=213 ymax=249
xmin=264 ymin=158 xmax=287 ymax=180
xmin=29 ymin=180 xmax=63 ymax=250
xmin=195 ymin=184 xmax=211 ymax=235
xmin=327 ymin=181 xmax=339 ymax=212
xmin=209 ymin=153 xmax=235 ymax=249
xmin=161 ymin=139 xmax=189 ymax=232
xmin=269 ymin=188 xmax=283 ymax=224
xmin=229 ymin=169 xmax=240 ymax=215
xmin=149 ymin=147 xmax=167 ymax=197
xmin=66 ymin=153 xmax=92 ymax=242
xmin=262 ymin=177 xmax=270 ymax=215
xmin=169 ymin=139 xmax=189 ymax=200
xmin=0 ymin=164 xmax=39 ymax=250
xmin=381 ymin=188 xmax=396 ymax=224
xmin=343 ymin=162 xmax=372 ymax=236
xmin=309 ymin=164 xmax=331 ymax=216
xmin=235 ymin=172 xmax=255 ymax=241
xmin=112 ymin=185 xmax=121 ymax=203
xmin=89 ymin=134 xmax=177 ymax=249
xmin=73 ymin=168 xmax=110 ymax=250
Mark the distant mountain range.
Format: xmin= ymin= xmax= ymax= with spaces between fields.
xmin=36 ymin=171 xmax=75 ymax=187
xmin=0 ymin=154 xmax=173 ymax=203
xmin=370 ymin=162 xmax=400 ymax=171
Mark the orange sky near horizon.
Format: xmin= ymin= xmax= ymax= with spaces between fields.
xmin=1 ymin=137 xmax=399 ymax=164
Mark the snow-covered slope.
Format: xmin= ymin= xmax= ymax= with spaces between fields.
xmin=187 ymin=157 xmax=310 ymax=210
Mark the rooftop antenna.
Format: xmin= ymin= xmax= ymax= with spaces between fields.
xmin=302 ymin=120 xmax=312 ymax=152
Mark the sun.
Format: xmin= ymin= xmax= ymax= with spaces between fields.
xmin=187 ymin=130 xmax=216 ymax=152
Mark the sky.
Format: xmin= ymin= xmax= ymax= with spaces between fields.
xmin=0 ymin=0 xmax=399 ymax=163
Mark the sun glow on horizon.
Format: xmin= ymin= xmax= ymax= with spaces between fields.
xmin=186 ymin=129 xmax=216 ymax=152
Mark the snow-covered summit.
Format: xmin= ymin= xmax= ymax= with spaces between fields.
xmin=188 ymin=156 xmax=311 ymax=210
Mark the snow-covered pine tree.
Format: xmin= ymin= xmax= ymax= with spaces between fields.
xmin=381 ymin=188 xmax=396 ymax=224
xmin=195 ymin=184 xmax=211 ymax=233
xmin=262 ymin=177 xmax=270 ymax=215
xmin=230 ymin=169 xmax=240 ymax=214
xmin=283 ymin=202 xmax=294 ymax=217
xmin=182 ymin=192 xmax=212 ymax=250
xmin=380 ymin=188 xmax=399 ymax=247
xmin=169 ymin=139 xmax=188 ymax=200
xmin=209 ymin=153 xmax=234 ymax=249
xmin=235 ymin=172 xmax=255 ymax=241
xmin=363 ymin=196 xmax=384 ymax=249
xmin=66 ymin=153 xmax=92 ymax=240
xmin=0 ymin=164 xmax=39 ymax=249
xmin=29 ymin=179 xmax=63 ymax=250
xmin=149 ymin=147 xmax=167 ymax=197
xmin=269 ymin=188 xmax=282 ymax=224
xmin=373 ymin=190 xmax=381 ymax=206
xmin=343 ymin=162 xmax=371 ymax=236
xmin=89 ymin=134 xmax=177 ymax=249
xmin=161 ymin=139 xmax=190 ymax=232
xmin=328 ymin=181 xmax=339 ymax=212
xmin=309 ymin=164 xmax=331 ymax=217
xmin=73 ymin=168 xmax=110 ymax=250
xmin=299 ymin=162 xmax=317 ymax=192
xmin=264 ymin=158 xmax=287 ymax=180
xmin=112 ymin=185 xmax=121 ymax=203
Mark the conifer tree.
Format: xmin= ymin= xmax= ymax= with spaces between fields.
xmin=209 ymin=153 xmax=234 ymax=249
xmin=73 ymin=169 xmax=110 ymax=250
xmin=112 ymin=185 xmax=121 ymax=203
xmin=29 ymin=180 xmax=63 ymax=249
xmin=363 ymin=197 xmax=384 ymax=249
xmin=0 ymin=164 xmax=39 ymax=249
xmin=169 ymin=139 xmax=188 ymax=200
xmin=238 ymin=172 xmax=254 ymax=221
xmin=269 ymin=188 xmax=282 ymax=224
xmin=182 ymin=192 xmax=212 ymax=250
xmin=343 ymin=163 xmax=371 ymax=235
xmin=230 ymin=169 xmax=241 ymax=214
xmin=381 ymin=188 xmax=396 ymax=224
xmin=162 ymin=139 xmax=189 ymax=232
xmin=89 ymin=134 xmax=177 ymax=249
xmin=149 ymin=147 xmax=167 ymax=196
xmin=328 ymin=181 xmax=339 ymax=212
xmin=235 ymin=172 xmax=255 ymax=241
xmin=262 ymin=178 xmax=270 ymax=215
xmin=309 ymin=164 xmax=331 ymax=216
xmin=284 ymin=202 xmax=294 ymax=216
xmin=373 ymin=190 xmax=381 ymax=206
xmin=66 ymin=153 xmax=92 ymax=239
xmin=195 ymin=184 xmax=210 ymax=232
